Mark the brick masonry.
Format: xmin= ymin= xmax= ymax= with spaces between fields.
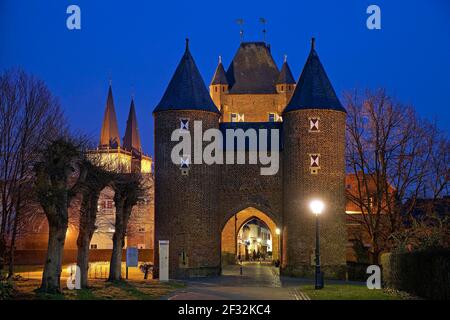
xmin=154 ymin=107 xmax=348 ymax=279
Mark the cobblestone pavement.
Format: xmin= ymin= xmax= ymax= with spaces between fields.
xmin=167 ymin=262 xmax=311 ymax=300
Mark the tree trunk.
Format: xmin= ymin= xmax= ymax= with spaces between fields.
xmin=7 ymin=218 xmax=18 ymax=279
xmin=76 ymin=227 xmax=95 ymax=288
xmin=40 ymin=222 xmax=68 ymax=293
xmin=108 ymin=198 xmax=125 ymax=281
xmin=108 ymin=230 xmax=125 ymax=281
xmin=76 ymin=192 xmax=100 ymax=288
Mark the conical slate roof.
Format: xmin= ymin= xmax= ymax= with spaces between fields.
xmin=210 ymin=56 xmax=228 ymax=85
xmin=99 ymin=85 xmax=121 ymax=148
xmin=276 ymin=58 xmax=296 ymax=84
xmin=123 ymin=98 xmax=142 ymax=154
xmin=226 ymin=42 xmax=279 ymax=94
xmin=154 ymin=39 xmax=220 ymax=114
xmin=283 ymin=39 xmax=345 ymax=113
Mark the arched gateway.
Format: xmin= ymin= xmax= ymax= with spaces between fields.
xmin=153 ymin=39 xmax=348 ymax=279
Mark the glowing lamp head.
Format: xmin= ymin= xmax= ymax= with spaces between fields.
xmin=310 ymin=200 xmax=324 ymax=215
xmin=275 ymin=228 xmax=281 ymax=235
xmin=257 ymin=238 xmax=261 ymax=243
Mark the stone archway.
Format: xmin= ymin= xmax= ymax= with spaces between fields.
xmin=221 ymin=207 xmax=281 ymax=267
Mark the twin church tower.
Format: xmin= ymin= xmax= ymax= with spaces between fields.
xmin=153 ymin=38 xmax=348 ymax=279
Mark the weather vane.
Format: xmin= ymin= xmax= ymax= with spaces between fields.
xmin=236 ymin=18 xmax=244 ymax=42
xmin=259 ymin=17 xmax=267 ymax=42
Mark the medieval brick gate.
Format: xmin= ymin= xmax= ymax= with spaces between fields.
xmin=153 ymin=39 xmax=348 ymax=279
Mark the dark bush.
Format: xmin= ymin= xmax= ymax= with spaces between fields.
xmin=347 ymin=262 xmax=372 ymax=281
xmin=382 ymin=249 xmax=450 ymax=300
xmin=0 ymin=281 xmax=15 ymax=300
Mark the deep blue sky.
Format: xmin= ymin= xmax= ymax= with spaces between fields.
xmin=1 ymin=0 xmax=449 ymax=155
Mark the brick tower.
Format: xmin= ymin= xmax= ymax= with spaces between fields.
xmin=281 ymin=38 xmax=348 ymax=278
xmin=153 ymin=39 xmax=222 ymax=278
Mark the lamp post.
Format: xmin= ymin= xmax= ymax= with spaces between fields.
xmin=310 ymin=200 xmax=324 ymax=289
xmin=275 ymin=228 xmax=281 ymax=267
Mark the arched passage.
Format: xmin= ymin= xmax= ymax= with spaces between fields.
xmin=221 ymin=207 xmax=281 ymax=266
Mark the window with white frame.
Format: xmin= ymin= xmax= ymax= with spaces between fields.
xmin=230 ymin=113 xmax=244 ymax=122
xmin=309 ymin=117 xmax=320 ymax=132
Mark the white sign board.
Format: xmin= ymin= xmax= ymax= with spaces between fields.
xmin=159 ymin=240 xmax=169 ymax=281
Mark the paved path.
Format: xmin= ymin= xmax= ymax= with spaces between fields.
xmin=168 ymin=262 xmax=311 ymax=300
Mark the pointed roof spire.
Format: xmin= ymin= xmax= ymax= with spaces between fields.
xmin=123 ymin=97 xmax=142 ymax=154
xmin=276 ymin=55 xmax=296 ymax=84
xmin=283 ymin=38 xmax=345 ymax=114
xmin=154 ymin=39 xmax=220 ymax=114
xmin=99 ymin=84 xmax=121 ymax=148
xmin=210 ymin=55 xmax=228 ymax=85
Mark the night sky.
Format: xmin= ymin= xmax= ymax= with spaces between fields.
xmin=1 ymin=0 xmax=449 ymax=155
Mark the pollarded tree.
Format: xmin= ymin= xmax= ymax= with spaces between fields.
xmin=108 ymin=173 xmax=143 ymax=281
xmin=34 ymin=138 xmax=85 ymax=293
xmin=76 ymin=159 xmax=113 ymax=288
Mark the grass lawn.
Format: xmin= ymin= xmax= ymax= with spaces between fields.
xmin=300 ymin=284 xmax=413 ymax=300
xmin=6 ymin=278 xmax=184 ymax=300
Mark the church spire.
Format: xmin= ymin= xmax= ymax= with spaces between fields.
xmin=123 ymin=97 xmax=142 ymax=154
xmin=99 ymin=84 xmax=121 ymax=149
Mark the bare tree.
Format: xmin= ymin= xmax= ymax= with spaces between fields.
xmin=0 ymin=69 xmax=65 ymax=276
xmin=108 ymin=173 xmax=143 ymax=281
xmin=345 ymin=89 xmax=449 ymax=263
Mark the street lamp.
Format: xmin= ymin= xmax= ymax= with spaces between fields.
xmin=275 ymin=228 xmax=281 ymax=267
xmin=310 ymin=199 xmax=324 ymax=289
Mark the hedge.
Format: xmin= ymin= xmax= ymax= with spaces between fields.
xmin=381 ymin=249 xmax=450 ymax=300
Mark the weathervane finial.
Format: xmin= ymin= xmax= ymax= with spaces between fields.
xmin=236 ymin=18 xmax=244 ymax=42
xmin=259 ymin=17 xmax=267 ymax=42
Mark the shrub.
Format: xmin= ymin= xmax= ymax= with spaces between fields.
xmin=382 ymin=249 xmax=450 ymax=300
xmin=0 ymin=280 xmax=15 ymax=300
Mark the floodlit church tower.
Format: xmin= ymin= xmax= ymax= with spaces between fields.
xmin=153 ymin=39 xmax=222 ymax=278
xmin=282 ymin=38 xmax=348 ymax=277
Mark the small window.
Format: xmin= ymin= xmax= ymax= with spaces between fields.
xmin=215 ymin=87 xmax=218 ymax=92
xmin=180 ymin=156 xmax=190 ymax=169
xmin=90 ymin=244 xmax=98 ymax=249
xmin=180 ymin=118 xmax=189 ymax=130
xmin=281 ymin=85 xmax=284 ymax=92
xmin=230 ymin=113 xmax=244 ymax=122
xmin=268 ymin=113 xmax=276 ymax=122
xmin=309 ymin=117 xmax=320 ymax=132
xmin=138 ymin=227 xmax=145 ymax=232
xmin=106 ymin=201 xmax=113 ymax=209
xmin=309 ymin=154 xmax=320 ymax=174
